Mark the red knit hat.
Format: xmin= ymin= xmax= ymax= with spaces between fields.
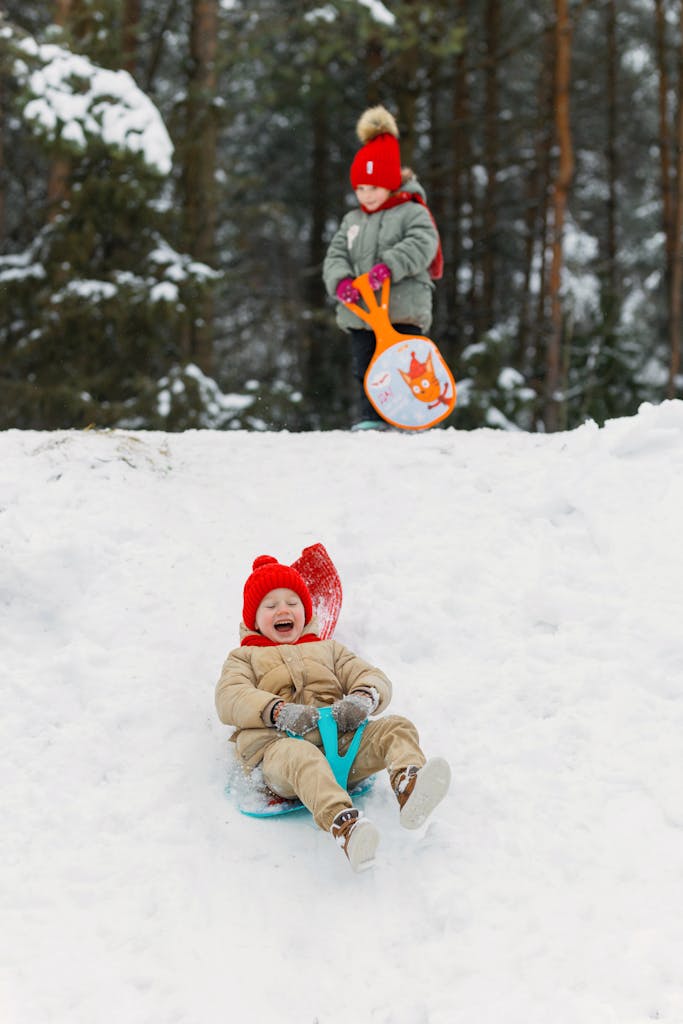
xmin=349 ymin=105 xmax=402 ymax=192
xmin=242 ymin=555 xmax=313 ymax=630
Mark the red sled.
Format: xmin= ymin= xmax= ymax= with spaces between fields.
xmin=291 ymin=542 xmax=342 ymax=640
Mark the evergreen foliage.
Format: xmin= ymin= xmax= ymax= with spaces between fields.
xmin=0 ymin=0 xmax=679 ymax=432
xmin=0 ymin=21 xmax=215 ymax=429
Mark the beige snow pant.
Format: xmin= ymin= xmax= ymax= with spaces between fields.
xmin=260 ymin=714 xmax=427 ymax=831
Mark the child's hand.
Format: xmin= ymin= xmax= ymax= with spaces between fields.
xmin=273 ymin=702 xmax=319 ymax=736
xmin=331 ymin=692 xmax=375 ymax=733
xmin=335 ymin=278 xmax=361 ymax=304
xmin=367 ymin=263 xmax=391 ymax=290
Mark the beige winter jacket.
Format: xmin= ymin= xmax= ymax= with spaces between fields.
xmin=215 ymin=621 xmax=392 ymax=767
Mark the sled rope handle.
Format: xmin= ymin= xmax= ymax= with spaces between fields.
xmin=288 ymin=705 xmax=367 ymax=790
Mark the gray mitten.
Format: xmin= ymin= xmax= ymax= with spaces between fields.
xmin=330 ymin=692 xmax=374 ymax=733
xmin=274 ymin=702 xmax=320 ymax=736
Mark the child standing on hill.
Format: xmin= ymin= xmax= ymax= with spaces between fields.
xmin=215 ymin=554 xmax=451 ymax=872
xmin=323 ymin=104 xmax=443 ymax=431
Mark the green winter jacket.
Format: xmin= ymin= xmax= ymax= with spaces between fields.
xmin=323 ymin=177 xmax=439 ymax=333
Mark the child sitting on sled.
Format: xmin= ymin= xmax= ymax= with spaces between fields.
xmin=215 ymin=554 xmax=450 ymax=872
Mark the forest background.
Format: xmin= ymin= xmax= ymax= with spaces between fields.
xmin=1 ymin=0 xmax=682 ymax=434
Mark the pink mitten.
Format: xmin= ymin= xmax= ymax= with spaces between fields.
xmin=336 ymin=278 xmax=361 ymax=304
xmin=368 ymin=263 xmax=391 ymax=290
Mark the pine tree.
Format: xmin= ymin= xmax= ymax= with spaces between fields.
xmin=0 ymin=22 xmax=216 ymax=429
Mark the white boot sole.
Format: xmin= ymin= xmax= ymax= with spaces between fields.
xmin=346 ymin=819 xmax=381 ymax=872
xmin=399 ymin=757 xmax=451 ymax=830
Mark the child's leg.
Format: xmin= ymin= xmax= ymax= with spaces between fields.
xmin=349 ymin=329 xmax=383 ymax=422
xmin=343 ymin=715 xmax=427 ymax=784
xmin=342 ymin=715 xmax=450 ymax=827
xmin=261 ymin=736 xmax=353 ymax=831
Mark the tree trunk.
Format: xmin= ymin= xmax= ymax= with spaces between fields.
xmin=307 ymin=97 xmax=328 ymax=304
xmin=604 ymin=0 xmax=618 ymax=309
xmin=655 ymin=0 xmax=674 ymax=285
xmin=47 ymin=0 xmax=74 ymax=221
xmin=122 ymin=0 xmax=141 ymax=77
xmin=517 ymin=24 xmax=554 ymax=378
xmin=481 ymin=0 xmax=500 ymax=331
xmin=0 ymin=70 xmax=5 ymax=244
xmin=389 ymin=0 xmax=423 ymax=170
xmin=450 ymin=0 xmax=477 ymax=348
xmin=426 ymin=21 xmax=451 ymax=347
xmin=54 ymin=0 xmax=72 ymax=25
xmin=669 ymin=0 xmax=683 ymax=396
xmin=579 ymin=0 xmax=620 ymax=422
xmin=182 ymin=0 xmax=218 ymax=374
xmin=365 ymin=33 xmax=383 ymax=107
xmin=449 ymin=20 xmax=465 ymax=340
xmin=144 ymin=0 xmax=181 ymax=94
xmin=544 ymin=0 xmax=574 ymax=432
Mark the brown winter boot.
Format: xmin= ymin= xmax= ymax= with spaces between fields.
xmin=392 ymin=758 xmax=451 ymax=830
xmin=330 ymin=808 xmax=380 ymax=872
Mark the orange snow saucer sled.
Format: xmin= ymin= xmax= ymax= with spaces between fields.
xmin=345 ymin=272 xmax=457 ymax=431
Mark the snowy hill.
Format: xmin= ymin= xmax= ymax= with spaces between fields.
xmin=3 ymin=403 xmax=683 ymax=1024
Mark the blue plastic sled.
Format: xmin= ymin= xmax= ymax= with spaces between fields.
xmin=234 ymin=707 xmax=374 ymax=818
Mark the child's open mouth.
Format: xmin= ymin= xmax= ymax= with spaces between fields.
xmin=274 ymin=620 xmax=294 ymax=633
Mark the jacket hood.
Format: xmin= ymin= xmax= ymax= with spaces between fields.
xmin=399 ymin=172 xmax=427 ymax=202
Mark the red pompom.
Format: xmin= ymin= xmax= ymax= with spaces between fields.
xmin=252 ymin=555 xmax=277 ymax=571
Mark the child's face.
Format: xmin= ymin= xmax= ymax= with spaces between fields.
xmin=255 ymin=587 xmax=306 ymax=644
xmin=355 ymin=184 xmax=390 ymax=211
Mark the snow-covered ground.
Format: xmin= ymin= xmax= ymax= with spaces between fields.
xmin=3 ymin=402 xmax=683 ymax=1024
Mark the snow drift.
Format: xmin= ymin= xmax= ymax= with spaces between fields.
xmin=2 ymin=402 xmax=683 ymax=1023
